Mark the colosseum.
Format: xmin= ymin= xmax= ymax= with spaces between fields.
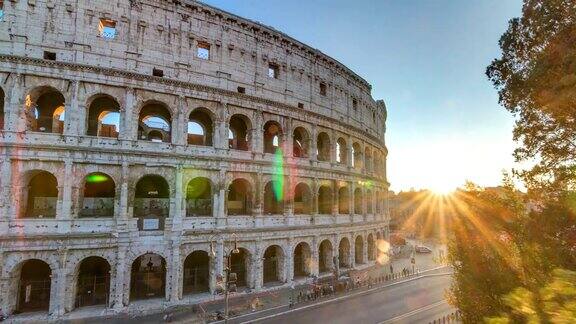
xmin=0 ymin=0 xmax=389 ymax=320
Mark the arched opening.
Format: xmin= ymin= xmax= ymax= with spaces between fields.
xmin=87 ymin=95 xmax=121 ymax=138
xmin=293 ymin=183 xmax=311 ymax=214
xmin=227 ymin=179 xmax=252 ymax=215
xmin=293 ymin=242 xmax=311 ymax=278
xmin=23 ymin=170 xmax=58 ymax=218
xmin=263 ymin=245 xmax=284 ymax=285
xmin=16 ymin=259 xmax=51 ymax=313
xmin=338 ymin=187 xmax=350 ymax=214
xmin=354 ymin=188 xmax=363 ymax=215
xmin=228 ymin=114 xmax=250 ymax=151
xmin=230 ymin=248 xmax=250 ymax=288
xmin=367 ymin=234 xmax=376 ymax=261
xmin=366 ymin=190 xmax=373 ymax=214
xmin=75 ymin=257 xmax=111 ymax=308
xmin=186 ymin=177 xmax=212 ymax=216
xmin=316 ymin=132 xmax=330 ymax=162
xmin=263 ymin=121 xmax=282 ymax=154
xmin=263 ymin=181 xmax=283 ymax=214
xmin=355 ymin=236 xmax=365 ymax=265
xmin=336 ymin=138 xmax=347 ymax=164
xmin=134 ymin=175 xmax=170 ymax=231
xmin=130 ymin=253 xmax=166 ymax=301
xmin=80 ymin=172 xmax=115 ymax=218
xmin=292 ymin=127 xmax=310 ymax=158
xmin=183 ymin=251 xmax=209 ymax=295
xmin=318 ymin=185 xmax=332 ymax=215
xmin=138 ymin=102 xmax=171 ymax=143
xmin=188 ymin=108 xmax=213 ymax=146
xmin=352 ymin=143 xmax=362 ymax=169
xmin=318 ymin=240 xmax=333 ymax=274
xmin=26 ymin=87 xmax=66 ymax=134
xmin=0 ymin=87 xmax=4 ymax=130
xmin=339 ymin=238 xmax=351 ymax=268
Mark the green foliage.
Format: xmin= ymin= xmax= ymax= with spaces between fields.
xmin=486 ymin=0 xmax=576 ymax=192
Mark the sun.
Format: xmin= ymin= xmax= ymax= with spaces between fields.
xmin=428 ymin=182 xmax=457 ymax=195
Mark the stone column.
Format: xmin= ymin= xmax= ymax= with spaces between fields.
xmin=285 ymin=174 xmax=294 ymax=225
xmin=172 ymin=166 xmax=183 ymax=229
xmin=284 ymin=117 xmax=293 ymax=158
xmin=363 ymin=234 xmax=369 ymax=264
xmin=64 ymin=80 xmax=80 ymax=136
xmin=216 ymin=169 xmax=227 ymax=228
xmin=311 ymin=237 xmax=319 ymax=277
xmin=120 ymin=88 xmax=136 ymax=141
xmin=215 ymin=102 xmax=229 ymax=150
xmin=50 ymin=248 xmax=68 ymax=316
xmin=252 ymin=110 xmax=263 ymax=154
xmin=331 ymin=180 xmax=338 ymax=217
xmin=169 ymin=243 xmax=182 ymax=301
xmin=286 ymin=238 xmax=294 ymax=283
xmin=348 ymin=182 xmax=354 ymax=219
xmin=119 ymin=163 xmax=130 ymax=220
xmin=0 ymin=159 xmax=12 ymax=222
xmin=254 ymin=240 xmax=263 ymax=291
xmin=253 ymin=172 xmax=263 ymax=218
xmin=113 ymin=245 xmax=129 ymax=310
xmin=58 ymin=161 xmax=73 ymax=233
xmin=6 ymin=74 xmax=25 ymax=132
xmin=310 ymin=125 xmax=318 ymax=162
xmin=312 ymin=178 xmax=319 ymax=217
xmin=173 ymin=96 xmax=187 ymax=146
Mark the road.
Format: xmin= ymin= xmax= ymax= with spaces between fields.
xmin=241 ymin=274 xmax=453 ymax=324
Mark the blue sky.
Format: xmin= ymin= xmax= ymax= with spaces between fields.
xmin=202 ymin=0 xmax=524 ymax=192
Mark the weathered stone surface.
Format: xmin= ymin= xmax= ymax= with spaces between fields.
xmin=0 ymin=0 xmax=389 ymax=319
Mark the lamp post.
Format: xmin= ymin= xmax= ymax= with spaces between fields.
xmin=210 ymin=233 xmax=240 ymax=324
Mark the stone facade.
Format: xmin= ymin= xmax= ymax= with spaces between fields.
xmin=0 ymin=0 xmax=389 ymax=320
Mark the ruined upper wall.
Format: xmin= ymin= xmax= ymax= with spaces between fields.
xmin=0 ymin=0 xmax=386 ymax=138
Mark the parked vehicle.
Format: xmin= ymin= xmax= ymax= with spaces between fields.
xmin=415 ymin=245 xmax=432 ymax=253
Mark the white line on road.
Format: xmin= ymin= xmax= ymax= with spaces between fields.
xmin=378 ymin=300 xmax=448 ymax=324
xmin=238 ymin=268 xmax=452 ymax=324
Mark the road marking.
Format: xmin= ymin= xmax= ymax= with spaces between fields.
xmin=236 ymin=268 xmax=452 ymax=324
xmin=378 ymin=300 xmax=447 ymax=324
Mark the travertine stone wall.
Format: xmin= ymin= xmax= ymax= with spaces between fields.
xmin=0 ymin=0 xmax=390 ymax=320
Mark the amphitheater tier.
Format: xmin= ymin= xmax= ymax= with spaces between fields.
xmin=0 ymin=0 xmax=389 ymax=319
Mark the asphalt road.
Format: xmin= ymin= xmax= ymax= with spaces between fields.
xmin=244 ymin=274 xmax=453 ymax=324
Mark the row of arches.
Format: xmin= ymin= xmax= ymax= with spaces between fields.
xmin=11 ymin=234 xmax=381 ymax=314
xmin=19 ymin=170 xmax=385 ymax=219
xmin=0 ymin=87 xmax=385 ymax=174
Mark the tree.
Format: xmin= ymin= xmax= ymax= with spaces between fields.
xmin=486 ymin=0 xmax=576 ymax=192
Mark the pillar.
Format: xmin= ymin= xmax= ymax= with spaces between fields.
xmin=252 ymin=110 xmax=263 ymax=154
xmin=113 ymin=245 xmax=129 ymax=310
xmin=169 ymin=243 xmax=182 ymax=301
xmin=173 ymin=96 xmax=187 ymax=146
xmin=311 ymin=237 xmax=319 ymax=277
xmin=254 ymin=240 xmax=263 ymax=291
xmin=120 ymin=87 xmax=136 ymax=141
xmin=286 ymin=239 xmax=294 ymax=283
xmin=57 ymin=160 xmax=73 ymax=232
xmin=6 ymin=73 xmax=25 ymax=132
xmin=64 ymin=80 xmax=80 ymax=136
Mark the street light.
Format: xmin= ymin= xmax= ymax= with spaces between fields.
xmin=209 ymin=233 xmax=240 ymax=324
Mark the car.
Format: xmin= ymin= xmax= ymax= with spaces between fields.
xmin=415 ymin=246 xmax=433 ymax=253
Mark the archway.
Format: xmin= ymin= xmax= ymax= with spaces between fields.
xmin=292 ymin=127 xmax=310 ymax=158
xmin=355 ymin=236 xmax=365 ymax=265
xmin=75 ymin=256 xmax=111 ymax=308
xmin=130 ymin=253 xmax=166 ymax=301
xmin=183 ymin=251 xmax=210 ymax=295
xmin=263 ymin=121 xmax=282 ymax=154
xmin=16 ymin=259 xmax=51 ymax=313
xmin=263 ymin=245 xmax=284 ymax=285
xmin=134 ymin=175 xmax=170 ymax=230
xmin=338 ymin=187 xmax=350 ymax=214
xmin=228 ymin=114 xmax=250 ymax=151
xmin=318 ymin=185 xmax=332 ymax=215
xmin=138 ymin=102 xmax=171 ymax=143
xmin=293 ymin=242 xmax=311 ymax=278
xmin=263 ymin=181 xmax=283 ymax=214
xmin=186 ymin=177 xmax=212 ymax=216
xmin=293 ymin=183 xmax=311 ymax=214
xmin=319 ymin=240 xmax=334 ymax=274
xmin=80 ymin=172 xmax=115 ymax=218
xmin=339 ymin=238 xmax=351 ymax=268
xmin=187 ymin=108 xmax=213 ymax=146
xmin=27 ymin=87 xmax=65 ymax=133
xmin=227 ymin=179 xmax=252 ymax=215
xmin=87 ymin=95 xmax=121 ymax=138
xmin=23 ymin=170 xmax=58 ymax=218
xmin=316 ymin=132 xmax=330 ymax=162
xmin=230 ymin=248 xmax=250 ymax=288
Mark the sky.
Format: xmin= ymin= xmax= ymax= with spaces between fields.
xmin=201 ymin=0 xmax=524 ymax=192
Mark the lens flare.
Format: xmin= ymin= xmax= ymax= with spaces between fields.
xmin=86 ymin=174 xmax=109 ymax=183
xmin=272 ymin=148 xmax=284 ymax=201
